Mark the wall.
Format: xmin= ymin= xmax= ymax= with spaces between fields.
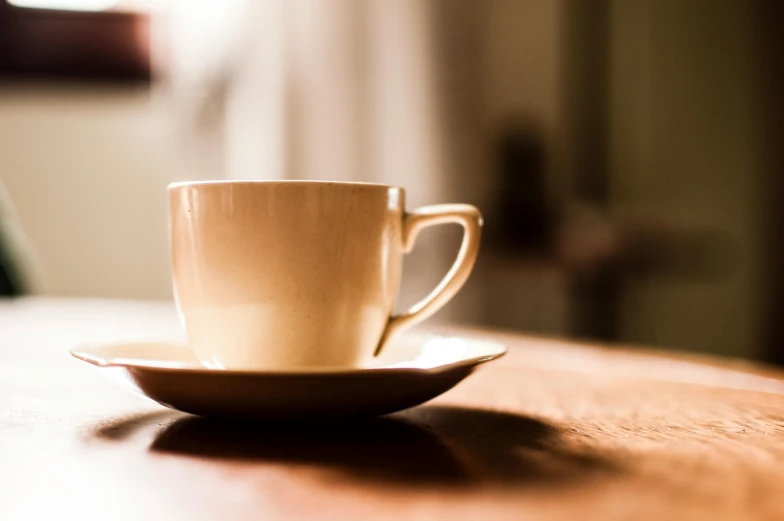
xmin=0 ymin=84 xmax=178 ymax=300
xmin=609 ymin=0 xmax=763 ymax=358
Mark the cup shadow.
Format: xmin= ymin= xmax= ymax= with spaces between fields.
xmin=146 ymin=406 xmax=618 ymax=488
xmin=89 ymin=410 xmax=180 ymax=440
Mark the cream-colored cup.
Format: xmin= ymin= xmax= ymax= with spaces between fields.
xmin=169 ymin=181 xmax=481 ymax=370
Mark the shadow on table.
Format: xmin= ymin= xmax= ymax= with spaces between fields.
xmin=140 ymin=406 xmax=618 ymax=488
xmin=89 ymin=410 xmax=180 ymax=440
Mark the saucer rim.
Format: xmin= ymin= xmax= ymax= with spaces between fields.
xmin=69 ymin=336 xmax=506 ymax=376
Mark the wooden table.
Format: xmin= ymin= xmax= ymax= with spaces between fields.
xmin=2 ymin=298 xmax=784 ymax=521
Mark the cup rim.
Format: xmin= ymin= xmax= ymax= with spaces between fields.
xmin=168 ymin=180 xmax=402 ymax=191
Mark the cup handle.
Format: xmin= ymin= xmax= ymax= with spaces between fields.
xmin=375 ymin=204 xmax=483 ymax=356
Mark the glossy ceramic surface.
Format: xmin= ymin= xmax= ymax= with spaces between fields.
xmin=169 ymin=181 xmax=482 ymax=370
xmin=71 ymin=334 xmax=505 ymax=418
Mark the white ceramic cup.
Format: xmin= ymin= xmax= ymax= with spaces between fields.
xmin=169 ymin=181 xmax=482 ymax=370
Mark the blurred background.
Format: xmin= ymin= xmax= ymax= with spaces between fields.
xmin=0 ymin=0 xmax=782 ymax=363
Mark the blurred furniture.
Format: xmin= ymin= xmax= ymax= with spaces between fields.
xmin=0 ymin=0 xmax=150 ymax=82
xmin=2 ymin=297 xmax=784 ymax=521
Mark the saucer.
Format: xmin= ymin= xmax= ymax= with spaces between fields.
xmin=70 ymin=334 xmax=506 ymax=418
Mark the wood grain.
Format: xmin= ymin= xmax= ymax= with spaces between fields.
xmin=2 ymin=298 xmax=784 ymax=521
